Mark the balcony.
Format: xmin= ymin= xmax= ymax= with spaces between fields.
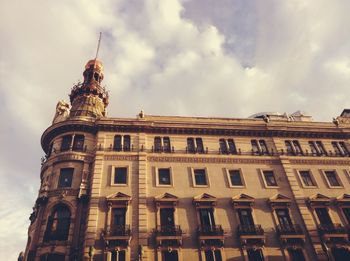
xmin=155 ymin=225 xmax=183 ymax=247
xmin=197 ymin=225 xmax=224 ymax=248
xmin=318 ymin=224 xmax=349 ymax=243
xmin=276 ymin=224 xmax=305 ymax=246
xmin=237 ymin=224 xmax=265 ymax=246
xmin=102 ymin=225 xmax=131 ymax=249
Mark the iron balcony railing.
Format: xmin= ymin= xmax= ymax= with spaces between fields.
xmin=197 ymin=225 xmax=224 ymax=236
xmin=317 ymin=223 xmax=348 ymax=235
xmin=237 ymin=224 xmax=264 ymax=236
xmin=105 ymin=225 xmax=131 ymax=237
xmin=155 ymin=225 xmax=182 ymax=236
xmin=276 ymin=224 xmax=303 ymax=235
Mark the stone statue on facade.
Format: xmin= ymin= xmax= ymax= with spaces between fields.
xmin=52 ymin=100 xmax=70 ymax=124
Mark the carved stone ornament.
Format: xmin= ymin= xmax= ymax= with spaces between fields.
xmin=52 ymin=100 xmax=70 ymax=124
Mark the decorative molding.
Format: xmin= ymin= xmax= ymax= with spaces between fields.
xmin=104 ymin=155 xmax=138 ymax=161
xmin=148 ymin=156 xmax=280 ymax=164
xmin=289 ymin=159 xmax=350 ymax=165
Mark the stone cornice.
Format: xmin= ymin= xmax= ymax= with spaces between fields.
xmin=148 ymin=156 xmax=280 ymax=164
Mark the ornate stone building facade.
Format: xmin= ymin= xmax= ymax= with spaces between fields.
xmin=23 ymin=59 xmax=350 ymax=261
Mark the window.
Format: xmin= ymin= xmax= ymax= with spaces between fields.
xmin=112 ymin=208 xmax=126 ymax=232
xmin=154 ymin=137 xmax=171 ymax=153
xmin=113 ymin=167 xmax=127 ymax=185
xmin=219 ymin=138 xmax=237 ymax=154
xmin=111 ymin=251 xmax=126 ymax=261
xmin=237 ymin=209 xmax=255 ymax=226
xmin=285 ymin=140 xmax=303 ymax=155
xmin=205 ymin=250 xmax=222 ymax=261
xmin=40 ymin=254 xmax=65 ymax=261
xmin=324 ymin=170 xmax=342 ymax=187
xmin=287 ymin=249 xmax=305 ymax=261
xmin=113 ymin=135 xmax=131 ymax=151
xmin=251 ymin=140 xmax=269 ymax=155
xmin=332 ymin=141 xmax=349 ymax=156
xmin=162 ymin=250 xmax=178 ymax=261
xmin=157 ymin=168 xmax=172 ymax=186
xmin=199 ymin=208 xmax=215 ymax=228
xmin=309 ymin=141 xmax=326 ymax=155
xmin=261 ymin=170 xmax=278 ymax=187
xmin=60 ymin=135 xmax=72 ymax=151
xmin=331 ymin=248 xmax=350 ymax=261
xmin=44 ymin=205 xmax=71 ymax=241
xmin=276 ymin=209 xmax=293 ymax=230
xmin=193 ymin=169 xmax=208 ymax=186
xmin=298 ymin=170 xmax=316 ymax=187
xmin=247 ymin=248 xmax=265 ymax=261
xmin=160 ymin=208 xmax=175 ymax=228
xmin=342 ymin=208 xmax=350 ymax=224
xmin=315 ymin=208 xmax=333 ymax=226
xmin=58 ymin=168 xmax=74 ymax=188
xmin=72 ymin=135 xmax=84 ymax=151
xmin=187 ymin=137 xmax=204 ymax=153
xmin=228 ymin=169 xmax=244 ymax=187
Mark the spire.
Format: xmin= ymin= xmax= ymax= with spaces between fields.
xmin=69 ymin=33 xmax=109 ymax=118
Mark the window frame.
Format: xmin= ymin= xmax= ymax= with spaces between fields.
xmin=191 ymin=167 xmax=210 ymax=187
xmin=322 ymin=170 xmax=344 ymax=188
xmin=296 ymin=169 xmax=318 ymax=188
xmin=57 ymin=168 xmax=74 ymax=188
xmin=260 ymin=169 xmax=279 ymax=188
xmin=226 ymin=168 xmax=245 ymax=188
xmin=155 ymin=167 xmax=173 ymax=187
xmin=111 ymin=166 xmax=129 ymax=186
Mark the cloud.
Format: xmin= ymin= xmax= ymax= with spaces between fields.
xmin=2 ymin=0 xmax=350 ymax=259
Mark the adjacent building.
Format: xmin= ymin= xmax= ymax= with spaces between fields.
xmin=23 ymin=58 xmax=350 ymax=261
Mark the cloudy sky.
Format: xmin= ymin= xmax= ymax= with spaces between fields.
xmin=1 ymin=0 xmax=350 ymax=259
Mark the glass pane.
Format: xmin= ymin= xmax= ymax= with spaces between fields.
xmin=158 ymin=168 xmax=171 ymax=185
xmin=72 ymin=135 xmax=84 ymax=151
xmin=315 ymin=208 xmax=333 ymax=225
xmin=325 ymin=171 xmax=340 ymax=186
xmin=123 ymin=135 xmax=131 ymax=151
xmin=300 ymin=171 xmax=314 ymax=186
xmin=113 ymin=135 xmax=122 ymax=151
xmin=332 ymin=142 xmax=341 ymax=155
xmin=199 ymin=209 xmax=215 ymax=227
xmin=228 ymin=139 xmax=237 ymax=154
xmin=285 ymin=141 xmax=293 ymax=154
xmin=238 ymin=209 xmax=254 ymax=226
xmin=61 ymin=135 xmax=72 ymax=151
xmin=58 ymin=168 xmax=74 ymax=188
xmin=219 ymin=139 xmax=228 ymax=154
xmin=316 ymin=141 xmax=326 ymax=154
xmin=112 ymin=251 xmax=126 ymax=261
xmin=259 ymin=140 xmax=268 ymax=154
xmin=114 ymin=168 xmax=127 ymax=184
xmin=163 ymin=250 xmax=178 ymax=261
xmin=251 ymin=140 xmax=259 ymax=153
xmin=293 ymin=140 xmax=303 ymax=155
xmin=113 ymin=208 xmax=126 ymax=226
xmin=187 ymin=138 xmax=195 ymax=153
xmin=263 ymin=171 xmax=277 ymax=186
xmin=154 ymin=137 xmax=162 ymax=152
xmin=229 ymin=170 xmax=243 ymax=186
xmin=196 ymin=138 xmax=204 ymax=153
xmin=247 ymin=249 xmax=265 ymax=261
xmin=308 ymin=141 xmax=317 ymax=154
xmin=339 ymin=142 xmax=349 ymax=155
xmin=288 ymin=249 xmax=305 ymax=261
xmin=160 ymin=208 xmax=175 ymax=227
xmin=163 ymin=137 xmax=171 ymax=152
xmin=194 ymin=169 xmax=207 ymax=185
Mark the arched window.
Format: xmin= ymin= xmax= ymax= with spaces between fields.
xmin=44 ymin=205 xmax=71 ymax=241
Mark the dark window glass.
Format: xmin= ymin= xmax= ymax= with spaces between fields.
xmin=299 ymin=171 xmax=315 ymax=186
xmin=205 ymin=250 xmax=222 ymax=261
xmin=111 ymin=251 xmax=126 ymax=261
xmin=293 ymin=140 xmax=303 ymax=155
xmin=48 ymin=143 xmax=53 ymax=157
xmin=123 ymin=135 xmax=131 ymax=151
xmin=331 ymin=247 xmax=350 ymax=261
xmin=247 ymin=248 xmax=265 ymax=261
xmin=187 ymin=138 xmax=195 ymax=153
xmin=72 ymin=135 xmax=84 ymax=151
xmin=228 ymin=139 xmax=237 ymax=154
xmin=196 ymin=138 xmax=204 ymax=153
xmin=219 ymin=139 xmax=228 ymax=154
xmin=162 ymin=250 xmax=178 ymax=261
xmin=229 ymin=170 xmax=243 ymax=186
xmin=160 ymin=208 xmax=175 ymax=227
xmin=58 ymin=168 xmax=74 ymax=188
xmin=199 ymin=208 xmax=215 ymax=227
xmin=285 ymin=141 xmax=293 ymax=154
xmin=194 ymin=169 xmax=207 ymax=185
xmin=158 ymin=168 xmax=171 ymax=185
xmin=315 ymin=208 xmax=333 ymax=226
xmin=60 ymin=135 xmax=72 ymax=151
xmin=44 ymin=205 xmax=71 ymax=241
xmin=251 ymin=140 xmax=259 ymax=153
xmin=332 ymin=142 xmax=342 ymax=155
xmin=339 ymin=142 xmax=349 ymax=155
xmin=113 ymin=135 xmax=122 ymax=151
xmin=308 ymin=141 xmax=318 ymax=154
xmin=288 ymin=249 xmax=305 ymax=261
xmin=343 ymin=208 xmax=350 ymax=224
xmin=114 ymin=167 xmax=127 ymax=184
xmin=316 ymin=141 xmax=326 ymax=155
xmin=154 ymin=137 xmax=162 ymax=152
xmin=263 ymin=171 xmax=277 ymax=186
xmin=325 ymin=171 xmax=341 ymax=186
xmin=259 ymin=140 xmax=268 ymax=154
xmin=238 ymin=209 xmax=255 ymax=226
xmin=276 ymin=209 xmax=292 ymax=229
xmin=40 ymin=254 xmax=65 ymax=261
xmin=163 ymin=137 xmax=171 ymax=153
xmin=112 ymin=208 xmax=126 ymax=226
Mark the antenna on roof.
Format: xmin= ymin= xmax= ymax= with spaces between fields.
xmin=95 ymin=32 xmax=102 ymax=60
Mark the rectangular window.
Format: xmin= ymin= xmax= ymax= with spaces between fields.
xmin=111 ymin=251 xmax=125 ymax=261
xmin=276 ymin=209 xmax=293 ymax=229
xmin=247 ymin=249 xmax=265 ymax=261
xmin=342 ymin=208 xmax=350 ymax=224
xmin=251 ymin=139 xmax=268 ymax=154
xmin=199 ymin=208 xmax=215 ymax=227
xmin=196 ymin=138 xmax=204 ymax=153
xmin=123 ymin=135 xmax=131 ymax=151
xmin=339 ymin=142 xmax=349 ymax=155
xmin=162 ymin=250 xmax=178 ymax=261
xmin=288 ymin=249 xmax=305 ymax=261
xmin=316 ymin=141 xmax=326 ymax=155
xmin=299 ymin=170 xmax=316 ymax=187
xmin=228 ymin=139 xmax=237 ymax=154
xmin=61 ymin=135 xmax=72 ymax=151
xmin=58 ymin=168 xmax=74 ymax=188
xmin=158 ymin=168 xmax=171 ymax=185
xmin=112 ymin=208 xmax=126 ymax=227
xmin=113 ymin=135 xmax=122 ymax=151
xmin=113 ymin=167 xmax=127 ymax=185
xmin=237 ymin=209 xmax=255 ymax=226
xmin=332 ymin=141 xmax=349 ymax=156
xmin=308 ymin=141 xmax=318 ymax=155
xmin=262 ymin=170 xmax=278 ymax=187
xmin=219 ymin=139 xmax=228 ymax=154
xmin=228 ymin=169 xmax=244 ymax=187
xmin=163 ymin=137 xmax=171 ymax=153
xmin=315 ymin=208 xmax=333 ymax=226
xmin=154 ymin=137 xmax=162 ymax=152
xmin=205 ymin=250 xmax=222 ymax=261
xmin=332 ymin=141 xmax=342 ymax=155
xmin=293 ymin=140 xmax=303 ymax=155
xmin=324 ymin=170 xmax=342 ymax=187
xmin=285 ymin=141 xmax=293 ymax=154
xmin=193 ymin=169 xmax=208 ymax=186
xmin=259 ymin=140 xmax=268 ymax=154
xmin=72 ymin=135 xmax=84 ymax=151
xmin=187 ymin=138 xmax=195 ymax=153
xmin=160 ymin=208 xmax=175 ymax=227
xmin=251 ymin=140 xmax=259 ymax=154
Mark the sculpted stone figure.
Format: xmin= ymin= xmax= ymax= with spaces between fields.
xmin=52 ymin=100 xmax=70 ymax=124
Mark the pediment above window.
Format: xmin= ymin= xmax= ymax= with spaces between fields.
xmin=106 ymin=192 xmax=131 ymax=206
xmin=336 ymin=194 xmax=350 ymax=206
xmin=268 ymin=194 xmax=292 ymax=208
xmin=155 ymin=193 xmax=178 ymax=207
xmin=193 ymin=193 xmax=217 ymax=207
xmin=307 ymin=193 xmax=331 ymax=207
xmin=232 ymin=193 xmax=255 ymax=207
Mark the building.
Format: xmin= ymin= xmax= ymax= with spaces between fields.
xmin=23 ymin=58 xmax=350 ymax=261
